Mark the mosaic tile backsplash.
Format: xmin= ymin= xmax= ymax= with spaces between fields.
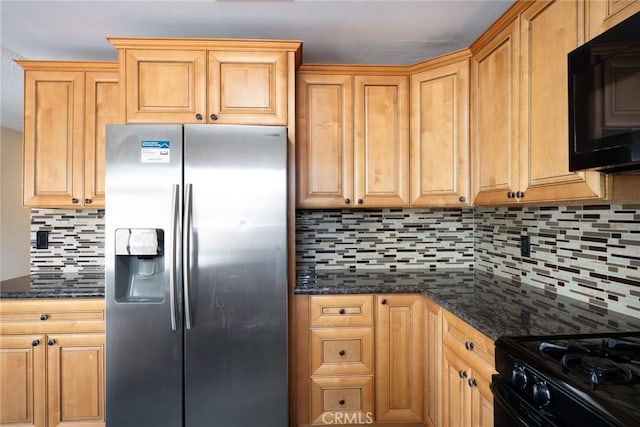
xmin=296 ymin=208 xmax=475 ymax=270
xmin=474 ymin=204 xmax=640 ymax=316
xmin=30 ymin=204 xmax=639 ymax=316
xmin=30 ymin=209 xmax=104 ymax=273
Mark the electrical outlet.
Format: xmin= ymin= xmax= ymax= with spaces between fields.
xmin=36 ymin=230 xmax=49 ymax=249
xmin=520 ymin=235 xmax=531 ymax=257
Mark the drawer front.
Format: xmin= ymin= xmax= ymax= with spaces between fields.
xmin=310 ymin=376 xmax=374 ymax=425
xmin=310 ymin=327 xmax=374 ymax=375
xmin=310 ymin=295 xmax=373 ymax=327
xmin=443 ymin=310 xmax=494 ymax=372
xmin=0 ymin=299 xmax=105 ymax=334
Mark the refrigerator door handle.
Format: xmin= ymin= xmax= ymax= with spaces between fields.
xmin=169 ymin=184 xmax=180 ymax=331
xmin=183 ymin=183 xmax=193 ymax=330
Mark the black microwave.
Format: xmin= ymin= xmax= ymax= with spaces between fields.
xmin=568 ymin=12 xmax=640 ymax=173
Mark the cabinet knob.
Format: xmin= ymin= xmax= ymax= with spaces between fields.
xmin=458 ymin=370 xmax=467 ymax=379
xmin=468 ymin=378 xmax=477 ymax=387
xmin=40 ymin=314 xmax=49 ymax=321
xmin=84 ymin=198 xmax=92 ymax=204
xmin=195 ymin=113 xmax=203 ymax=121
xmin=381 ymin=298 xmax=387 ymax=305
xmin=71 ymin=198 xmax=79 ymax=204
xmin=31 ymin=339 xmax=40 ymax=347
xmin=459 ymin=196 xmax=466 ymax=203
xmin=210 ymin=114 xmax=218 ymax=121
xmin=338 ymin=399 xmax=346 ymax=405
xmin=338 ymin=308 xmax=346 ymax=315
xmin=516 ymin=191 xmax=525 ymax=199
xmin=465 ymin=341 xmax=475 ymax=351
xmin=47 ymin=339 xmax=56 ymax=346
xmin=344 ymin=198 xmax=351 ymax=205
xmin=339 ymin=350 xmax=346 ymax=356
xmin=357 ymin=198 xmax=363 ymax=205
xmin=506 ymin=192 xmax=514 ymax=199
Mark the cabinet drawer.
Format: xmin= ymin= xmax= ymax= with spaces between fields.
xmin=310 ymin=327 xmax=374 ymax=376
xmin=310 ymin=295 xmax=373 ymax=327
xmin=310 ymin=376 xmax=374 ymax=425
xmin=442 ymin=310 xmax=494 ymax=377
xmin=0 ymin=299 xmax=105 ymax=334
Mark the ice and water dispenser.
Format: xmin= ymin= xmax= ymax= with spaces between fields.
xmin=114 ymin=228 xmax=165 ymax=302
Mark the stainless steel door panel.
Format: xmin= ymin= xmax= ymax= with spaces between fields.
xmin=183 ymin=125 xmax=288 ymax=427
xmin=105 ymin=124 xmax=184 ymax=427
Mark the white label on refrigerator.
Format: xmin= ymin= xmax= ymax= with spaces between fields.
xmin=140 ymin=140 xmax=170 ymax=163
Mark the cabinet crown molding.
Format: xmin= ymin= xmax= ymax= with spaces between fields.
xmin=15 ymin=60 xmax=118 ymax=71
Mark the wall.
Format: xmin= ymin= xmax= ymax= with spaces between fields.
xmin=475 ymin=204 xmax=640 ymax=316
xmin=296 ymin=208 xmax=475 ymax=270
xmin=0 ymin=127 xmax=30 ymax=280
xmin=30 ymin=209 xmax=104 ymax=273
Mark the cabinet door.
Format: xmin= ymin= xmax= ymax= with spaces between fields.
xmin=442 ymin=346 xmax=471 ymax=427
xmin=411 ymin=60 xmax=470 ymax=207
xmin=84 ymin=71 xmax=119 ymax=208
xmin=296 ymin=73 xmax=354 ymax=207
xmin=520 ymin=0 xmax=605 ymax=203
xmin=124 ymin=49 xmax=206 ymax=123
xmin=0 ymin=335 xmax=46 ymax=427
xmin=470 ymin=373 xmax=493 ymax=427
xmin=471 ymin=19 xmax=520 ymax=205
xmin=47 ymin=333 xmax=104 ymax=427
xmin=208 ymin=50 xmax=287 ymax=125
xmin=23 ymin=70 xmax=84 ymax=207
xmin=354 ymin=75 xmax=410 ymax=207
xmin=587 ymin=0 xmax=640 ymax=40
xmin=423 ymin=298 xmax=442 ymax=427
xmin=375 ymin=294 xmax=422 ymax=422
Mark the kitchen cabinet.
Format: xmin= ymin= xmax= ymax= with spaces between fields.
xmin=441 ymin=310 xmax=494 ymax=427
xmin=519 ymin=0 xmax=605 ymax=203
xmin=423 ymin=297 xmax=442 ymax=427
xmin=375 ymin=294 xmax=422 ymax=422
xmin=296 ymin=73 xmax=354 ymax=207
xmin=109 ymin=38 xmax=301 ymax=125
xmin=296 ymin=67 xmax=409 ymax=208
xmin=470 ymin=17 xmax=521 ymax=205
xmin=308 ymin=295 xmax=374 ymax=424
xmin=410 ymin=54 xmax=471 ymax=207
xmin=0 ymin=299 xmax=105 ymax=427
xmin=587 ymin=0 xmax=640 ymax=40
xmin=18 ymin=61 xmax=119 ymax=208
xmin=471 ymin=0 xmax=609 ymax=205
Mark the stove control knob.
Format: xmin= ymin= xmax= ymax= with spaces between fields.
xmin=533 ymin=382 xmax=552 ymax=407
xmin=511 ymin=367 xmax=528 ymax=389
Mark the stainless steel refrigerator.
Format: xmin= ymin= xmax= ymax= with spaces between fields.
xmin=104 ymin=124 xmax=288 ymax=427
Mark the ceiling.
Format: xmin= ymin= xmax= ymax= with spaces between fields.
xmin=0 ymin=0 xmax=514 ymax=132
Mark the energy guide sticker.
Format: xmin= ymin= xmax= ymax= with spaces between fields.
xmin=141 ymin=140 xmax=170 ymax=163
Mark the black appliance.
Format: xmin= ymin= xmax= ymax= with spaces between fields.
xmin=492 ymin=332 xmax=640 ymax=427
xmin=568 ymin=12 xmax=640 ymax=173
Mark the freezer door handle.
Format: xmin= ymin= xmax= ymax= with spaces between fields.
xmin=169 ymin=184 xmax=180 ymax=331
xmin=183 ymin=183 xmax=193 ymax=330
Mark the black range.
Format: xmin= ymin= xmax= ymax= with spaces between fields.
xmin=493 ymin=332 xmax=640 ymax=427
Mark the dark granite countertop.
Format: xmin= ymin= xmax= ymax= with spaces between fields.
xmin=0 ymin=273 xmax=105 ymax=299
xmin=295 ymin=268 xmax=640 ymax=340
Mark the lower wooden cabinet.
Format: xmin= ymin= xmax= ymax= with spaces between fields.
xmin=0 ymin=299 xmax=105 ymax=427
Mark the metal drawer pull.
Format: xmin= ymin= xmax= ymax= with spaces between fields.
xmin=338 ymin=399 xmax=346 ymax=405
xmin=468 ymin=378 xmax=477 ymax=387
xmin=32 ymin=339 xmax=40 ymax=347
xmin=458 ymin=370 xmax=467 ymax=378
xmin=465 ymin=341 xmax=475 ymax=351
xmin=339 ymin=350 xmax=346 ymax=356
xmin=47 ymin=339 xmax=56 ymax=346
xmin=338 ymin=308 xmax=346 ymax=315
xmin=40 ymin=314 xmax=49 ymax=321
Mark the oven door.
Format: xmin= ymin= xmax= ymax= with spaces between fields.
xmin=491 ymin=376 xmax=561 ymax=427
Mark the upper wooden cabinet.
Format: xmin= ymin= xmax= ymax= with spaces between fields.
xmin=296 ymin=67 xmax=409 ymax=208
xmin=410 ymin=54 xmax=471 ymax=207
xmin=519 ymin=0 xmax=605 ymax=203
xmin=471 ymin=0 xmax=607 ymax=205
xmin=470 ymin=18 xmax=521 ymax=205
xmin=109 ymin=38 xmax=301 ymax=125
xmin=18 ymin=61 xmax=119 ymax=209
xmin=296 ymin=73 xmax=354 ymax=207
xmin=587 ymin=0 xmax=640 ymax=40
